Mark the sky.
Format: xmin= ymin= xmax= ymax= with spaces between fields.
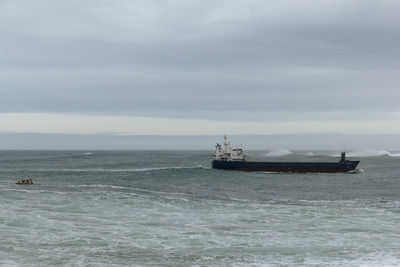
xmin=1 ymin=0 xmax=400 ymax=148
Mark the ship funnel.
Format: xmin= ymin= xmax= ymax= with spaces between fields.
xmin=340 ymin=152 xmax=346 ymax=162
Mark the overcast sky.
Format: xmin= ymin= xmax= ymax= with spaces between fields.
xmin=1 ymin=0 xmax=400 ymax=138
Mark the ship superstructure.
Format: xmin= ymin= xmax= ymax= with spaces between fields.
xmin=214 ymin=135 xmax=244 ymax=161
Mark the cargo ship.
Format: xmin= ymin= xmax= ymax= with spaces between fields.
xmin=212 ymin=135 xmax=360 ymax=173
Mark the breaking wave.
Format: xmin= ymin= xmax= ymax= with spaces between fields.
xmin=0 ymin=166 xmax=204 ymax=172
xmin=123 ymin=166 xmax=204 ymax=172
xmin=331 ymin=149 xmax=400 ymax=157
xmin=264 ymin=149 xmax=292 ymax=157
xmin=348 ymin=150 xmax=400 ymax=157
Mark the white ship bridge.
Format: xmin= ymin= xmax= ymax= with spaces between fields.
xmin=213 ymin=135 xmax=244 ymax=161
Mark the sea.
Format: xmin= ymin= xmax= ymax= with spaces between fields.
xmin=0 ymin=150 xmax=399 ymax=266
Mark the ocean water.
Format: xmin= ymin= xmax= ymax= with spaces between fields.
xmin=0 ymin=150 xmax=400 ymax=266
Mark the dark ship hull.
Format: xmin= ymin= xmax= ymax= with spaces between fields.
xmin=212 ymin=159 xmax=360 ymax=173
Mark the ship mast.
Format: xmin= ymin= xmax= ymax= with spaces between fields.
xmin=224 ymin=134 xmax=229 ymax=149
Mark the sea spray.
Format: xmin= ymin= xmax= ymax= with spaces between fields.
xmin=347 ymin=149 xmax=400 ymax=157
xmin=264 ymin=149 xmax=292 ymax=157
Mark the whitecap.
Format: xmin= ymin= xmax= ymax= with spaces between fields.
xmin=3 ymin=166 xmax=204 ymax=172
xmin=347 ymin=149 xmax=392 ymax=157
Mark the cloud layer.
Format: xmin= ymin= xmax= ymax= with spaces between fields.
xmin=1 ymin=0 xmax=399 ymax=127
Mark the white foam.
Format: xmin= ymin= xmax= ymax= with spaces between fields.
xmin=129 ymin=165 xmax=203 ymax=172
xmin=0 ymin=258 xmax=19 ymax=267
xmin=67 ymin=184 xmax=128 ymax=189
xmin=347 ymin=169 xmax=363 ymax=173
xmin=0 ymin=166 xmax=204 ymax=173
xmin=67 ymin=184 xmax=190 ymax=197
xmin=324 ymin=149 xmax=400 ymax=158
xmin=347 ymin=149 xmax=400 ymax=157
xmin=264 ymin=149 xmax=292 ymax=157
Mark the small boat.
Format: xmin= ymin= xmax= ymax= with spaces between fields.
xmin=16 ymin=179 xmax=34 ymax=184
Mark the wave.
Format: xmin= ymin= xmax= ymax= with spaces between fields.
xmin=66 ymin=184 xmax=191 ymax=201
xmin=346 ymin=149 xmax=400 ymax=157
xmin=131 ymin=165 xmax=204 ymax=172
xmin=68 ymin=184 xmax=127 ymax=189
xmin=264 ymin=149 xmax=292 ymax=157
xmin=347 ymin=169 xmax=364 ymax=173
xmin=317 ymin=149 xmax=400 ymax=158
xmin=0 ymin=165 xmax=204 ymax=172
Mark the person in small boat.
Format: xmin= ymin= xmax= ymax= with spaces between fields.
xmin=16 ymin=179 xmax=33 ymax=184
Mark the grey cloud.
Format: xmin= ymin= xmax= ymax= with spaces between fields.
xmin=0 ymin=0 xmax=399 ymax=122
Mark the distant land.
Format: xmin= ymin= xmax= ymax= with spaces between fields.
xmin=0 ymin=133 xmax=399 ymax=150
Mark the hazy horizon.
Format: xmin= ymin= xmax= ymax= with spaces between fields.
xmin=1 ymin=0 xmax=399 ymax=145
xmin=1 ymin=133 xmax=399 ymax=151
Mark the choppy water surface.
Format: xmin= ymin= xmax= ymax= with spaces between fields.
xmin=1 ymin=150 xmax=400 ymax=266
